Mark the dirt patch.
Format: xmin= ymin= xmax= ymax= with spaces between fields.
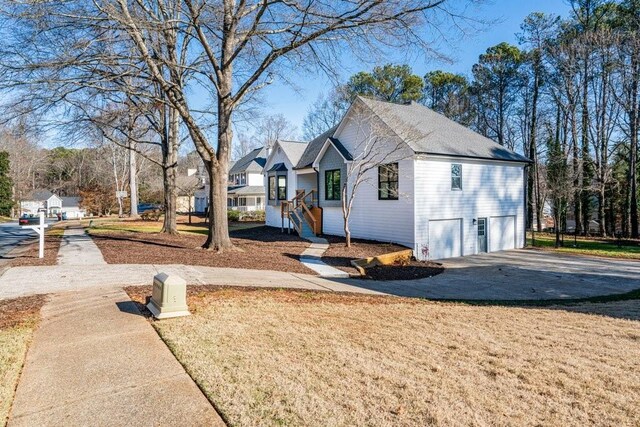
xmin=91 ymin=226 xmax=314 ymax=274
xmin=323 ymin=235 xmax=443 ymax=280
xmin=129 ymin=287 xmax=640 ymax=427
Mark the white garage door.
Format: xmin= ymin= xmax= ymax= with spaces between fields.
xmin=489 ymin=215 xmax=516 ymax=252
xmin=428 ymin=219 xmax=463 ymax=260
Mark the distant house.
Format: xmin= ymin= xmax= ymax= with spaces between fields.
xmin=20 ymin=190 xmax=85 ymax=218
xmin=194 ymin=147 xmax=267 ymax=213
xmin=264 ymin=96 xmax=531 ymax=261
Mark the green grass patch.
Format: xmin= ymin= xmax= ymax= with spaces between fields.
xmin=527 ymin=232 xmax=640 ymax=260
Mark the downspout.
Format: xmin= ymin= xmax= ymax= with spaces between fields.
xmin=314 ymin=166 xmax=322 ymax=235
xmin=523 ymin=164 xmax=530 ymax=248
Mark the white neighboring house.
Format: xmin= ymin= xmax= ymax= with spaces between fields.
xmin=194 ymin=147 xmax=267 ymax=213
xmin=264 ymin=96 xmax=531 ymax=261
xmin=20 ymin=190 xmax=85 ymax=219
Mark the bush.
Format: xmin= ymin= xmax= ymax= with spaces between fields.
xmin=240 ymin=210 xmax=265 ymax=222
xmin=227 ymin=210 xmax=240 ymax=222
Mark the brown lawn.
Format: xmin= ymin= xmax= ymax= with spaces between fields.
xmin=323 ymin=235 xmax=443 ymax=280
xmin=127 ymin=287 xmax=640 ymax=427
xmin=90 ymin=226 xmax=314 ymax=274
xmin=0 ymin=295 xmax=47 ymax=425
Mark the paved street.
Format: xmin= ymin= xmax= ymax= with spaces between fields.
xmin=0 ymin=220 xmax=39 ymax=258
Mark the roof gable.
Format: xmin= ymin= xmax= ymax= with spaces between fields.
xmin=295 ymin=125 xmax=338 ymax=169
xmin=354 ymin=96 xmax=530 ymax=163
xmin=229 ymin=147 xmax=267 ymax=174
xmin=26 ymin=190 xmax=54 ymax=201
xmin=311 ymin=137 xmax=353 ymax=168
xmin=264 ymin=139 xmax=308 ymax=172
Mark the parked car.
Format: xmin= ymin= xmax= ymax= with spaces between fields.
xmin=137 ymin=203 xmax=162 ymax=213
xmin=19 ymin=214 xmax=40 ymax=225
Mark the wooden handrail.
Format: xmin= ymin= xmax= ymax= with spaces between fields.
xmin=298 ymin=199 xmax=316 ymax=230
xmin=283 ymin=189 xmax=321 ymax=236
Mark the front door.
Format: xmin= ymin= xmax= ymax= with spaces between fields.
xmin=477 ymin=218 xmax=487 ymax=253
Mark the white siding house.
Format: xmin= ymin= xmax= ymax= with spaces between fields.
xmin=195 ymin=148 xmax=267 ymax=213
xmin=264 ymin=96 xmax=530 ymax=261
xmin=20 ymin=190 xmax=85 ymax=218
xmin=264 ymin=140 xmax=308 ymax=229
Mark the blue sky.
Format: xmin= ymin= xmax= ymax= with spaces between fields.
xmin=258 ymin=0 xmax=571 ymax=138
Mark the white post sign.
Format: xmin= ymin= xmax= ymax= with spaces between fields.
xmin=22 ymin=211 xmax=48 ymax=259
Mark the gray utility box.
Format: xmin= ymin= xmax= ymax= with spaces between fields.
xmin=147 ymin=273 xmax=191 ymax=319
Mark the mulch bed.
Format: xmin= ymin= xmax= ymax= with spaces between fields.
xmin=0 ymin=295 xmax=47 ymax=329
xmin=323 ymin=235 xmax=444 ymax=280
xmin=90 ymin=226 xmax=315 ymax=275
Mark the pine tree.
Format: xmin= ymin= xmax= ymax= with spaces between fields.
xmin=0 ymin=151 xmax=14 ymax=216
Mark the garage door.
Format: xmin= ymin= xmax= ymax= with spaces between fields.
xmin=428 ymin=219 xmax=463 ymax=260
xmin=489 ymin=215 xmax=516 ymax=252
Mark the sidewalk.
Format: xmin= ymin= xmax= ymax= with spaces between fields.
xmin=56 ymin=227 xmax=106 ymax=265
xmin=8 ymin=288 xmax=224 ymax=427
xmin=0 ymin=264 xmax=382 ymax=300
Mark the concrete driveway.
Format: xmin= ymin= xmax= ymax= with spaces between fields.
xmin=342 ymin=249 xmax=640 ymax=301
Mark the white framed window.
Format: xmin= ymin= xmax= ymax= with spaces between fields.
xmin=451 ymin=164 xmax=462 ymax=190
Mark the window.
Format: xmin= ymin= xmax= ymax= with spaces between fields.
xmin=256 ymin=197 xmax=262 ymax=206
xmin=451 ymin=163 xmax=462 ymax=190
xmin=241 ymin=173 xmax=246 ymax=185
xmin=277 ymin=175 xmax=287 ymax=200
xmin=378 ymin=163 xmax=399 ymax=200
xmin=239 ymin=197 xmax=247 ymax=207
xmin=325 ymin=169 xmax=341 ymax=201
xmin=268 ymin=176 xmax=276 ymax=200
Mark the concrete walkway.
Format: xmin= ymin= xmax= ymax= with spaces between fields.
xmin=57 ymin=228 xmax=106 ymax=265
xmin=0 ymin=264 xmax=379 ymax=300
xmin=300 ymin=236 xmax=350 ymax=278
xmin=8 ymin=288 xmax=224 ymax=427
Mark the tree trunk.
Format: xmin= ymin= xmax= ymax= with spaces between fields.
xmin=129 ymin=139 xmax=139 ymax=218
xmin=581 ymin=47 xmax=591 ymax=236
xmin=161 ymin=164 xmax=178 ymax=234
xmin=161 ymin=105 xmax=179 ymax=234
xmin=571 ymin=107 xmax=583 ymax=235
xmin=202 ymin=94 xmax=233 ymax=251
xmin=630 ymin=48 xmax=639 ymax=238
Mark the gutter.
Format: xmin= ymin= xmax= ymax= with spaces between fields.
xmin=415 ymin=151 xmax=533 ymax=164
xmin=523 ymin=164 xmax=530 ymax=248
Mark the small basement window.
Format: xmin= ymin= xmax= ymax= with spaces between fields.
xmin=378 ymin=163 xmax=399 ymax=200
xmin=451 ymin=163 xmax=462 ymax=190
xmin=325 ymin=169 xmax=341 ymax=201
xmin=277 ymin=175 xmax=287 ymax=200
xmin=268 ymin=176 xmax=276 ymax=200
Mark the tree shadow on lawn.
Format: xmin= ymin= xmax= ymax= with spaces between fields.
xmin=229 ymin=226 xmax=308 ymax=244
xmin=91 ymin=233 xmax=188 ymax=250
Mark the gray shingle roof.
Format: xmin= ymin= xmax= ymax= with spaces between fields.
xmin=60 ymin=197 xmax=80 ymax=208
xmin=228 ymin=185 xmax=265 ymax=195
xmin=229 ymin=147 xmax=266 ymax=174
xmin=26 ymin=190 xmax=54 ymax=201
xmin=357 ymin=97 xmax=531 ymax=163
xmin=277 ymin=140 xmax=308 ymax=167
xmin=328 ymin=138 xmax=353 ymax=161
xmin=295 ymin=126 xmax=338 ymax=169
xmin=267 ymin=162 xmax=288 ymax=172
